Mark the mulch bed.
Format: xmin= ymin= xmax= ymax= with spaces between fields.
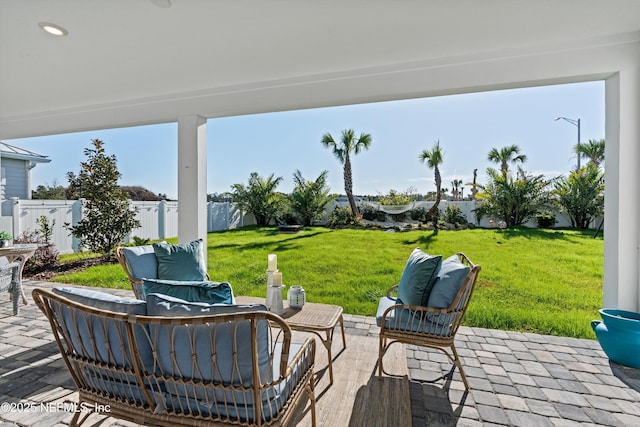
xmin=25 ymin=256 xmax=115 ymax=281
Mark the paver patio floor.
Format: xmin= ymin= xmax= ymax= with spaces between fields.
xmin=1 ymin=280 xmax=639 ymax=426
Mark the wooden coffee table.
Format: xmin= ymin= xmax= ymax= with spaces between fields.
xmin=236 ymin=296 xmax=346 ymax=385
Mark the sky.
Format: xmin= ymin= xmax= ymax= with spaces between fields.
xmin=6 ymin=81 xmax=605 ymax=200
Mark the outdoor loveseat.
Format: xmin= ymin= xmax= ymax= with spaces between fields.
xmin=33 ymin=287 xmax=316 ymax=427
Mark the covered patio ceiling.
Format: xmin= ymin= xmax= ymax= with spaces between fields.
xmin=2 ymin=1 xmax=640 ymax=312
xmin=2 ymin=0 xmax=640 ymax=139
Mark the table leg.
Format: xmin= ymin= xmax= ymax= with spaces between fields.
xmin=339 ymin=314 xmax=346 ymax=349
xmin=323 ymin=329 xmax=334 ymax=385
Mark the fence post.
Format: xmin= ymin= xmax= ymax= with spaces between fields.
xmin=158 ymin=200 xmax=166 ymax=239
xmin=10 ymin=197 xmax=20 ymax=239
xmin=71 ymin=199 xmax=84 ymax=252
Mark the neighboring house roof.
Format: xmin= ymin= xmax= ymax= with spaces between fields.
xmin=0 ymin=142 xmax=50 ymax=163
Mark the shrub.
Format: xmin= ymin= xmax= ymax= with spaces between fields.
xmin=328 ymin=206 xmax=360 ymax=228
xmin=390 ymin=212 xmax=407 ymax=222
xmin=14 ymin=230 xmax=59 ymax=274
xmin=361 ymin=204 xmax=387 ymax=221
xmin=131 ymin=236 xmax=151 ymax=246
xmin=277 ymin=200 xmax=300 ymax=226
xmin=409 ymin=207 xmax=426 ymax=221
xmin=66 ymin=139 xmax=141 ymax=254
xmin=442 ymin=204 xmax=467 ymax=225
xmin=230 ymin=172 xmax=284 ymax=226
xmin=378 ymin=188 xmax=417 ymax=206
xmin=289 ymin=170 xmax=333 ymax=226
xmin=536 ymin=211 xmax=557 ymax=228
xmin=360 ymin=204 xmax=377 ymax=221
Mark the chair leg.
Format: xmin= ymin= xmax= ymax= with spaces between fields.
xmin=307 ymin=376 xmax=317 ymax=427
xmin=450 ymin=344 xmax=469 ymax=391
xmin=377 ymin=335 xmax=386 ymax=378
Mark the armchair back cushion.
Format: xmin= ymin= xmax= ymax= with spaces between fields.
xmin=426 ymin=254 xmax=471 ymax=309
xmin=121 ymin=244 xmax=158 ymax=281
xmin=397 ymin=248 xmax=442 ymax=306
xmin=143 ymin=278 xmax=233 ymax=304
xmin=153 ymin=239 xmax=207 ymax=281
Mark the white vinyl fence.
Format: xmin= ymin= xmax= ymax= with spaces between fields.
xmin=0 ymin=197 xmax=598 ymax=254
xmin=0 ymin=198 xmax=254 ymax=254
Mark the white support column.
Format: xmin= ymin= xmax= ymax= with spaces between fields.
xmin=177 ymin=115 xmax=207 ymax=246
xmin=604 ymin=67 xmax=640 ymax=311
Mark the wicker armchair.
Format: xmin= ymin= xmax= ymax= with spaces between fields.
xmin=33 ymin=287 xmax=316 ymax=426
xmin=377 ymin=253 xmax=480 ymax=390
xmin=115 ymin=245 xmax=211 ymax=299
xmin=0 ymin=261 xmax=22 ymax=315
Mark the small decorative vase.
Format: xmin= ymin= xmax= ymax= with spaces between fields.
xmin=288 ymin=286 xmax=306 ymax=309
xmin=592 ymin=308 xmax=640 ymax=369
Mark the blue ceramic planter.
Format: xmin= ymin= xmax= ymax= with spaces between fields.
xmin=591 ymin=309 xmax=640 ymax=369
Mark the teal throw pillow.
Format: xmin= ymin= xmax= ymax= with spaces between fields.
xmin=426 ymin=254 xmax=471 ymax=309
xmin=396 ymin=248 xmax=442 ymax=306
xmin=153 ymin=239 xmax=207 ymax=281
xmin=143 ymin=278 xmax=233 ymax=304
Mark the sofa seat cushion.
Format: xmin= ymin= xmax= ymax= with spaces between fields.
xmin=397 ymin=248 xmax=442 ymax=307
xmin=157 ymin=343 xmax=307 ymax=423
xmin=144 ymin=298 xmax=270 ymax=386
xmin=142 ymin=278 xmax=233 ymax=304
xmin=376 ymin=296 xmax=452 ymax=337
xmin=153 ymin=239 xmax=207 ymax=281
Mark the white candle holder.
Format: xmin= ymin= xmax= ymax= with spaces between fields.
xmin=266 ymin=285 xmax=285 ymax=315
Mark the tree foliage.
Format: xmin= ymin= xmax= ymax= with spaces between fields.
xmin=66 ymin=139 xmax=140 ymax=254
xmin=32 ymin=181 xmax=67 ymax=199
xmin=576 ymin=139 xmax=605 ymax=168
xmin=553 ymin=164 xmax=604 ymax=229
xmin=321 ymin=129 xmax=372 ymax=217
xmin=230 ymin=172 xmax=284 ymax=226
xmin=487 ymin=144 xmax=527 ymax=175
xmin=476 ymin=167 xmax=551 ymax=227
xmin=289 ymin=170 xmax=333 ymax=226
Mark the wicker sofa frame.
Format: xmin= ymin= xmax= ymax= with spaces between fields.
xmin=33 ymin=288 xmax=316 ymax=427
xmin=377 ymin=252 xmax=480 ymax=390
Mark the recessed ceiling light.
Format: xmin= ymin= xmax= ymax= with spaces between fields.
xmin=150 ymin=0 xmax=171 ymax=8
xmin=38 ymin=22 xmax=68 ymax=37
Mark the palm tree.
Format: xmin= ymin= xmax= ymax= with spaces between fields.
xmin=487 ymin=145 xmax=527 ymax=175
xmin=451 ymin=179 xmax=463 ymax=200
xmin=576 ymin=139 xmax=605 ymax=168
xmin=419 ymin=141 xmax=444 ymax=222
xmin=321 ymin=129 xmax=372 ymax=217
xmin=466 ymin=168 xmax=479 ymax=200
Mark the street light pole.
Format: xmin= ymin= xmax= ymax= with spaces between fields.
xmin=555 ymin=116 xmax=581 ymax=169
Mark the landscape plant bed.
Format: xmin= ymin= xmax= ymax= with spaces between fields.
xmin=51 ymin=226 xmax=604 ymax=339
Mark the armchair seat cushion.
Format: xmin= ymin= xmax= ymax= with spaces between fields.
xmin=376 ymin=296 xmax=451 ymax=337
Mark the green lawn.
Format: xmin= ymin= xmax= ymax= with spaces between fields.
xmin=53 ymin=226 xmax=604 ymax=339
